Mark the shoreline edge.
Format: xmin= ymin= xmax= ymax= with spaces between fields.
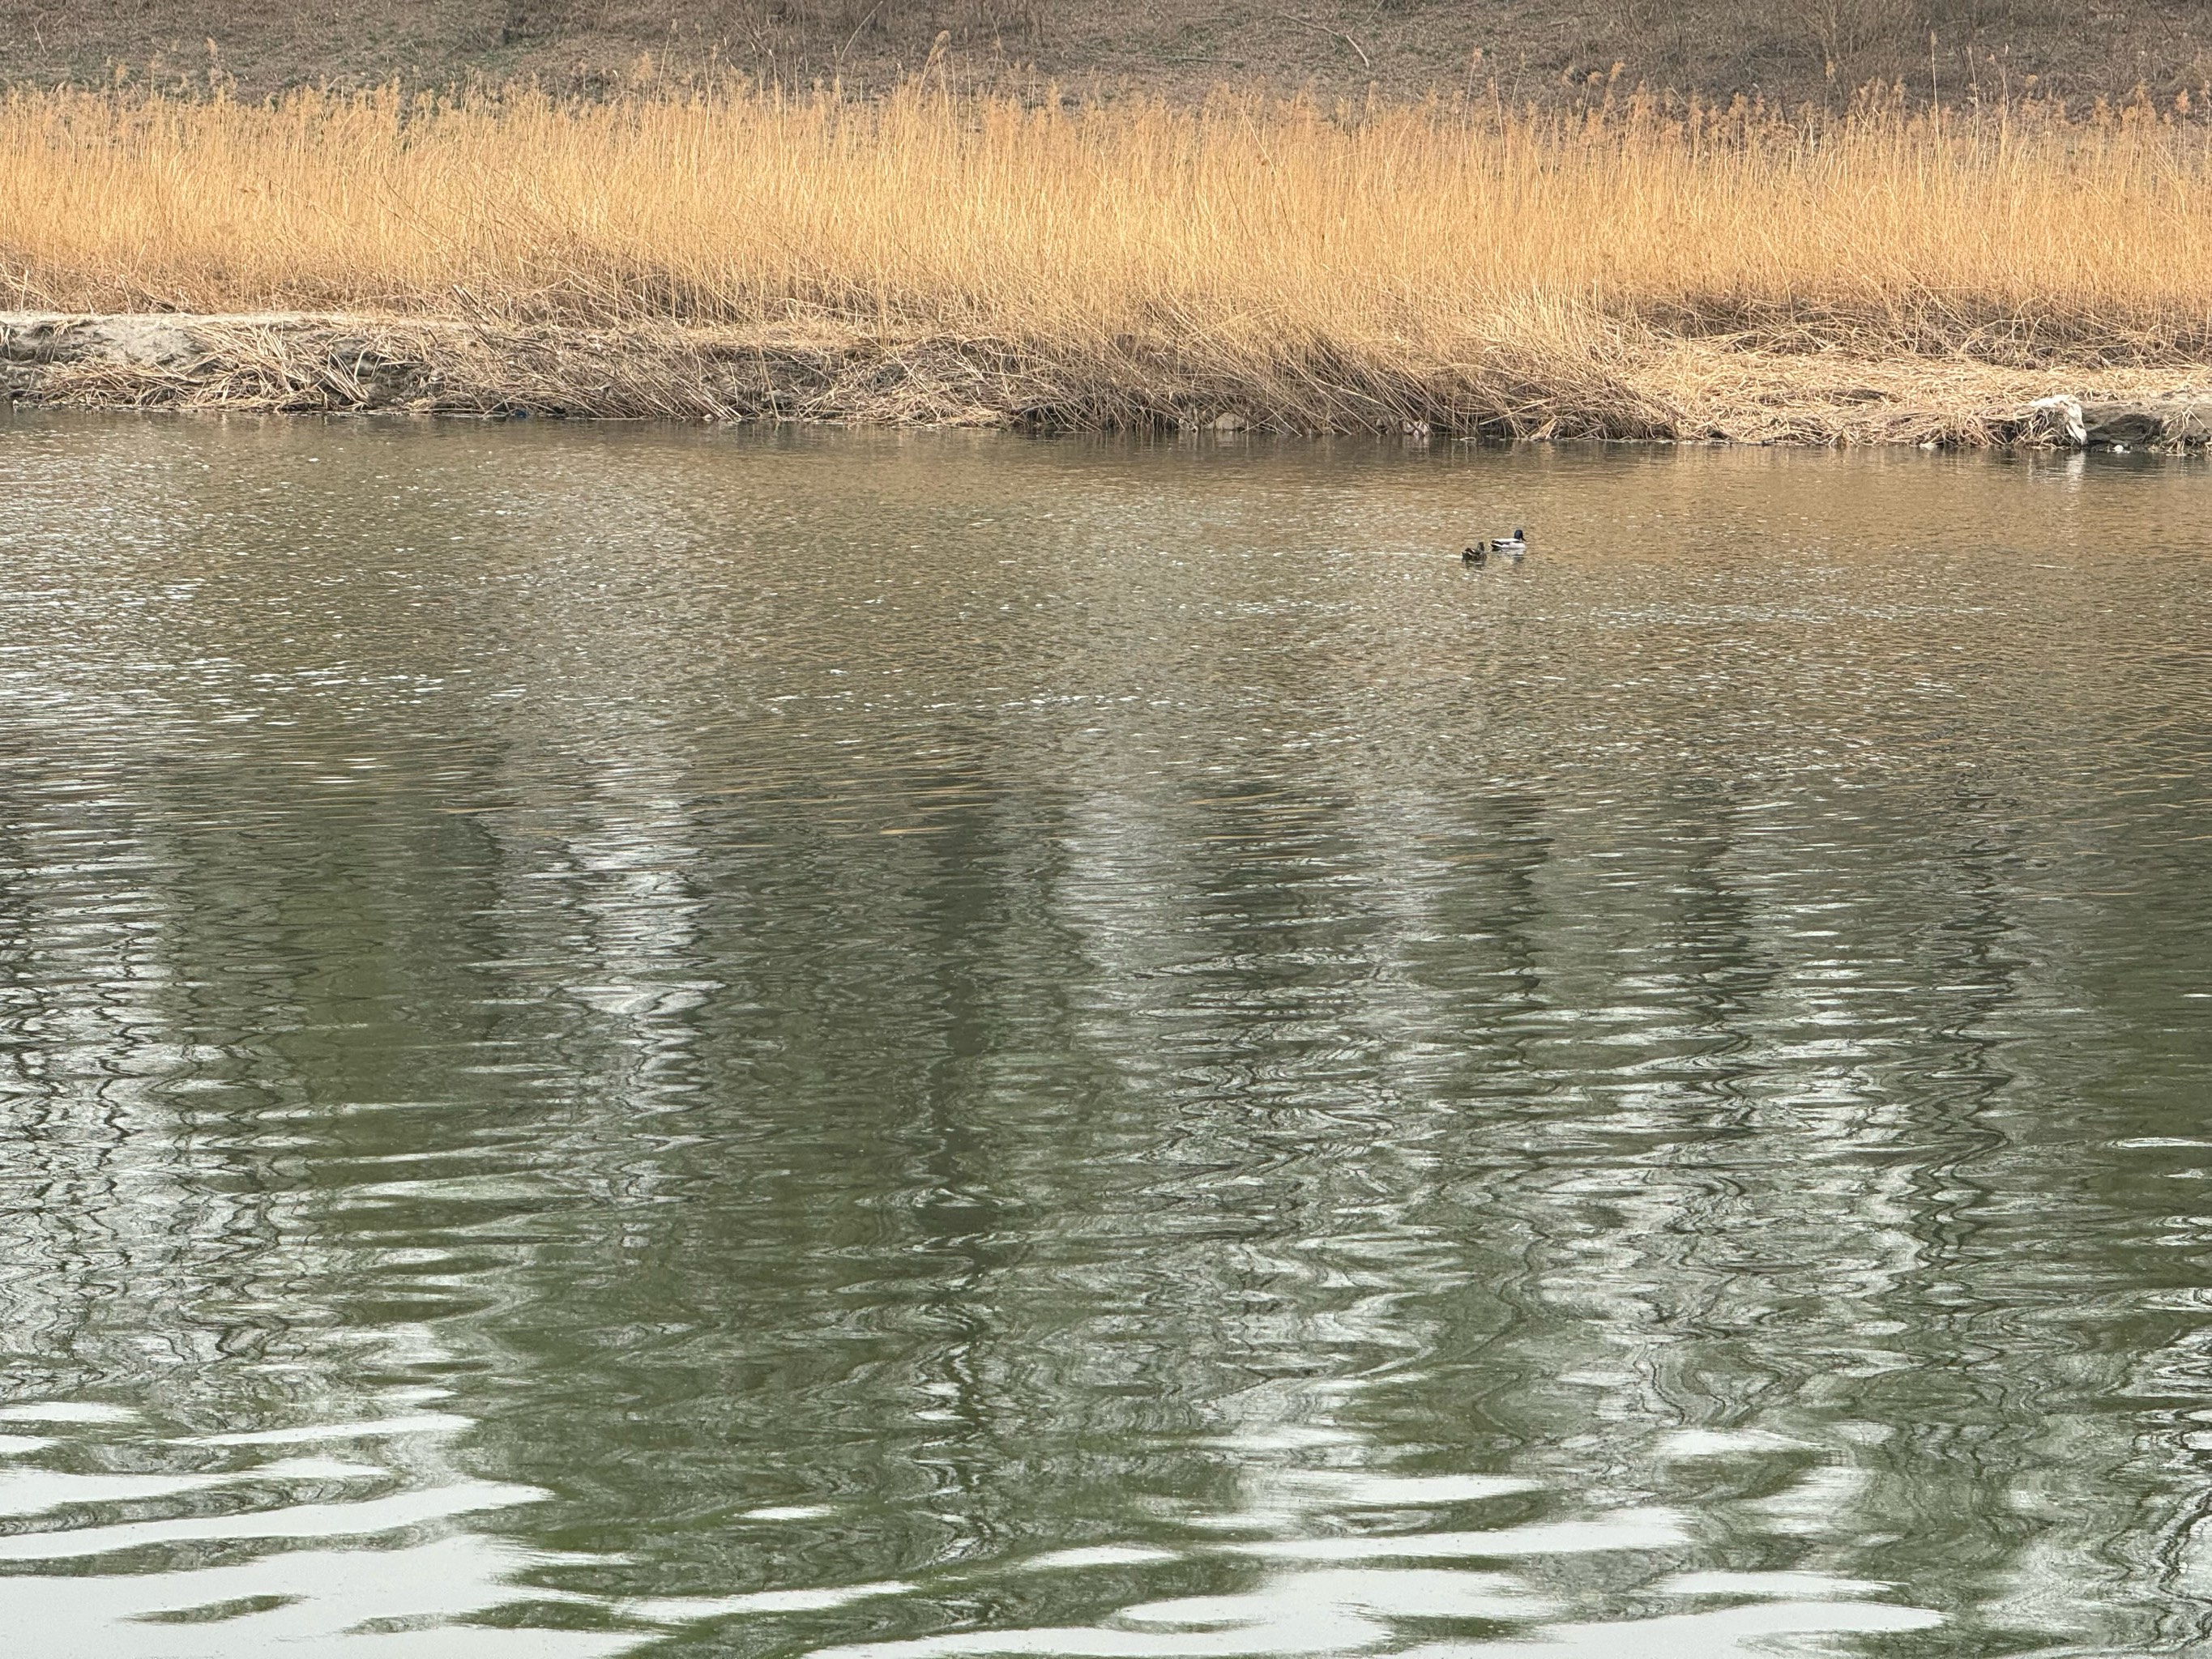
xmin=7 ymin=312 xmax=2211 ymax=451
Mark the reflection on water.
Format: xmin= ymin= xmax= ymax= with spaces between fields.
xmin=0 ymin=414 xmax=2210 ymax=1657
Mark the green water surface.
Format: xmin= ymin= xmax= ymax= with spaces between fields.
xmin=2 ymin=416 xmax=2210 ymax=1657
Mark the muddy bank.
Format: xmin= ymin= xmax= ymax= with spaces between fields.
xmin=6 ymin=311 xmax=2211 ymax=450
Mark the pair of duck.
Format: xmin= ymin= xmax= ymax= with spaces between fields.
xmin=1462 ymin=529 xmax=1527 ymax=565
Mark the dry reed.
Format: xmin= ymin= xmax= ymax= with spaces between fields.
xmin=5 ymin=82 xmax=2212 ymax=432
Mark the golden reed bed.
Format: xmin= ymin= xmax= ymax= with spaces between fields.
xmin=5 ymin=81 xmax=2212 ymax=437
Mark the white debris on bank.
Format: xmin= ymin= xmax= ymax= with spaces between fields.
xmin=2022 ymin=390 xmax=2212 ymax=449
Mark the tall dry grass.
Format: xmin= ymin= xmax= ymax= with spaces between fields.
xmin=4 ymin=81 xmax=2211 ymax=427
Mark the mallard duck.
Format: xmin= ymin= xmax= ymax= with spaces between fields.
xmin=1462 ymin=544 xmax=1488 ymax=565
xmin=1488 ymin=527 xmax=1527 ymax=555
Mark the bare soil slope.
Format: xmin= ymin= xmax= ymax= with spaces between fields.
xmin=6 ymin=0 xmax=2210 ymax=108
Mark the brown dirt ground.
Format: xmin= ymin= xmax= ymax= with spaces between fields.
xmin=5 ymin=0 xmax=2210 ymax=109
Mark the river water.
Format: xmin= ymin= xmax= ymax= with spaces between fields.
xmin=2 ymin=414 xmax=2211 ymax=1657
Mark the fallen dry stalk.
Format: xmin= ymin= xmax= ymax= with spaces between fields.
xmin=4 ymin=83 xmax=2212 ymax=437
xmin=11 ymin=310 xmax=2212 ymax=447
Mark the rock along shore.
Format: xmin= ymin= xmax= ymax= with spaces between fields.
xmin=6 ymin=311 xmax=2212 ymax=450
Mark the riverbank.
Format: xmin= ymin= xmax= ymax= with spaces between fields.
xmin=7 ymin=311 xmax=2211 ymax=449
xmin=8 ymin=86 xmax=2212 ymax=446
